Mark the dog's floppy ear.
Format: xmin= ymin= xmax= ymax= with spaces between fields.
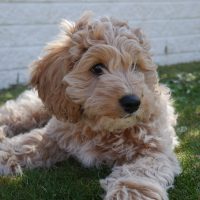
xmin=30 ymin=22 xmax=81 ymax=123
xmin=30 ymin=12 xmax=93 ymax=122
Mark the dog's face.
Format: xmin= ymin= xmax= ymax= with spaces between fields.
xmin=31 ymin=13 xmax=159 ymax=131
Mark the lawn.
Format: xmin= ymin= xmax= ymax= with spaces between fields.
xmin=0 ymin=62 xmax=199 ymax=200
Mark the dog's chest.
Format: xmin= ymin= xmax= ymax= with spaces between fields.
xmin=56 ymin=127 xmax=158 ymax=167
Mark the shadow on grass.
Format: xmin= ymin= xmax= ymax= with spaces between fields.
xmin=0 ymin=158 xmax=110 ymax=200
xmin=169 ymin=127 xmax=200 ymax=200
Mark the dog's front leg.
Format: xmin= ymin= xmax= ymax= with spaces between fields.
xmin=0 ymin=90 xmax=50 ymax=137
xmin=0 ymin=118 xmax=67 ymax=175
xmin=101 ymin=153 xmax=181 ymax=200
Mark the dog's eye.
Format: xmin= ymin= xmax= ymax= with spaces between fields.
xmin=90 ymin=63 xmax=105 ymax=76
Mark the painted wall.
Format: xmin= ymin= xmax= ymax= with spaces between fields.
xmin=0 ymin=0 xmax=200 ymax=88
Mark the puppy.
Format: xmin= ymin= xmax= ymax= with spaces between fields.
xmin=0 ymin=12 xmax=181 ymax=199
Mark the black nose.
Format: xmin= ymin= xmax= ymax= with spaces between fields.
xmin=119 ymin=95 xmax=141 ymax=113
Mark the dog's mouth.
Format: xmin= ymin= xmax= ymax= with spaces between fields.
xmin=89 ymin=109 xmax=142 ymax=132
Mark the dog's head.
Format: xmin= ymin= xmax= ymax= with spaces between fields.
xmin=31 ymin=12 xmax=160 ymax=131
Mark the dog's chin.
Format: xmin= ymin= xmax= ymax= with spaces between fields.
xmin=87 ymin=112 xmax=141 ymax=132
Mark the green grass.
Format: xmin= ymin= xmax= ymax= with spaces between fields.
xmin=0 ymin=62 xmax=200 ymax=200
xmin=158 ymin=62 xmax=200 ymax=200
xmin=0 ymin=85 xmax=27 ymax=106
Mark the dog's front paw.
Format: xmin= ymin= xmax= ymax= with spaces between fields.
xmin=101 ymin=178 xmax=168 ymax=200
xmin=0 ymin=151 xmax=22 ymax=176
xmin=0 ymin=138 xmax=22 ymax=176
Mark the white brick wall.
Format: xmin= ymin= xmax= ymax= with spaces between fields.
xmin=0 ymin=0 xmax=200 ymax=89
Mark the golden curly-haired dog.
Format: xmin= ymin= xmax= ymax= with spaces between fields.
xmin=0 ymin=12 xmax=181 ymax=199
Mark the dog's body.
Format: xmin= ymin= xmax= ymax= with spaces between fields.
xmin=0 ymin=13 xmax=181 ymax=199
